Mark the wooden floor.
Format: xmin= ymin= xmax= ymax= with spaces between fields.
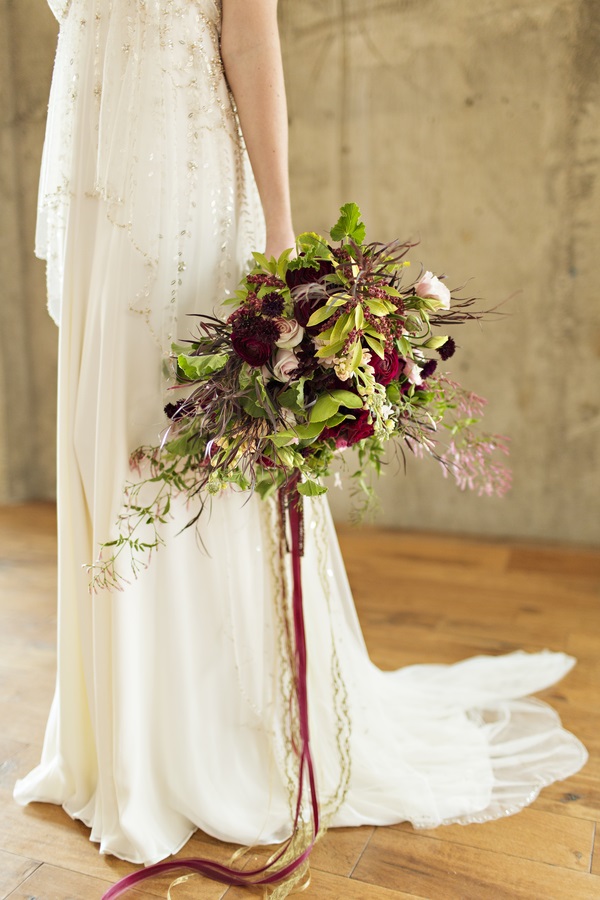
xmin=1 ymin=503 xmax=599 ymax=900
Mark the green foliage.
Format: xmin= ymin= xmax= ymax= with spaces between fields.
xmin=178 ymin=353 xmax=228 ymax=380
xmin=306 ymin=301 xmax=343 ymax=328
xmin=423 ymin=335 xmax=449 ymax=350
xmin=289 ymin=232 xmax=333 ymax=267
xmin=330 ymin=202 xmax=367 ymax=244
xmin=310 ymin=394 xmax=341 ymax=422
xmin=297 ymin=479 xmax=328 ymax=497
xmin=240 ymin=396 xmax=268 ymax=419
xmin=329 ymin=389 xmax=363 ymax=408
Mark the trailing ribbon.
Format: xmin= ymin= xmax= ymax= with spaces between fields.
xmin=101 ymin=477 xmax=319 ymax=899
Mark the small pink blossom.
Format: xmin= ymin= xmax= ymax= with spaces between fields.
xmin=403 ymin=357 xmax=423 ymax=385
xmin=415 ymin=271 xmax=451 ymax=309
xmin=274 ymin=317 xmax=304 ymax=349
xmin=272 ymin=347 xmax=300 ymax=382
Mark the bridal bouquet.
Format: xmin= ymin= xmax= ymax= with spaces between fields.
xmin=98 ymin=203 xmax=510 ymax=900
xmin=92 ymin=203 xmax=509 ymax=591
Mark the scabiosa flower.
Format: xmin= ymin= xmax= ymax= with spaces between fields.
xmin=261 ymin=293 xmax=285 ymax=317
xmin=293 ymin=341 xmax=320 ymax=377
xmin=420 ymin=359 xmax=438 ymax=380
xmin=164 ymin=399 xmax=189 ymax=420
xmin=438 ymin=336 xmax=456 ymax=360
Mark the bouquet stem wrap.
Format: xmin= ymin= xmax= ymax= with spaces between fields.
xmin=101 ymin=479 xmax=319 ymax=899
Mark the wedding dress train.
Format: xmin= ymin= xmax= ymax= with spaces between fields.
xmin=14 ymin=0 xmax=587 ymax=865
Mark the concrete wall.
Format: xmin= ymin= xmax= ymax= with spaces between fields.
xmin=280 ymin=0 xmax=600 ymax=544
xmin=1 ymin=0 xmax=599 ymax=544
xmin=0 ymin=0 xmax=57 ymax=501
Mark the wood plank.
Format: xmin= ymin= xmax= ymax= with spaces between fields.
xmin=352 ymin=827 xmax=600 ymax=899
xmin=592 ymin=824 xmax=599 ymax=877
xmin=392 ymin=807 xmax=593 ymax=871
xmin=507 ymin=544 xmax=600 ymax=580
xmin=4 ymin=862 xmax=226 ymax=900
xmin=0 ymin=794 xmax=243 ymax=892
xmin=0 ymin=666 xmax=55 ymax=716
xmin=532 ymin=772 xmax=600 ymax=823
xmin=0 ymin=502 xmax=56 ymax=551
xmin=310 ymin=825 xmax=375 ymax=877
xmin=222 ymin=865 xmax=427 ymax=899
xmin=360 ymin=624 xmax=535 ymax=672
xmin=0 ymin=700 xmax=49 ymax=745
xmin=2 ymin=748 xmax=246 ymax=893
xmin=337 ymin=525 xmax=512 ymax=573
xmin=536 ymin=697 xmax=600 ymax=757
xmin=338 ymin=526 xmax=600 ymax=582
xmin=0 ymin=850 xmax=40 ymax=900
xmin=215 ymin=824 xmax=376 ymax=881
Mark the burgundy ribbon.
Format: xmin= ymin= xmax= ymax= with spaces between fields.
xmin=102 ymin=480 xmax=318 ymax=899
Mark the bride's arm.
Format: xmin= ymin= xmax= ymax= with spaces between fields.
xmin=221 ymin=0 xmax=295 ymax=258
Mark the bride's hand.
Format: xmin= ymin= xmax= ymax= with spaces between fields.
xmin=265 ymin=228 xmax=297 ymax=260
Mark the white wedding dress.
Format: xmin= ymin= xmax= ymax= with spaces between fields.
xmin=15 ymin=0 xmax=587 ymax=867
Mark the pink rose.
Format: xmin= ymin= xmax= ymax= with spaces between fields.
xmin=272 ymin=348 xmax=300 ymax=382
xmin=274 ymin=317 xmax=305 ymax=349
xmin=415 ymin=271 xmax=451 ymax=309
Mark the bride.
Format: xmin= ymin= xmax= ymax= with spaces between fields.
xmin=15 ymin=0 xmax=586 ymax=883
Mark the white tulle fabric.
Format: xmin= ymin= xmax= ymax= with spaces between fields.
xmin=37 ymin=0 xmax=256 ymax=358
xmin=15 ymin=0 xmax=587 ymax=866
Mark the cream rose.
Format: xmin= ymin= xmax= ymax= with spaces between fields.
xmin=272 ymin=348 xmax=300 ymax=382
xmin=274 ymin=317 xmax=304 ymax=349
xmin=415 ymin=271 xmax=451 ymax=309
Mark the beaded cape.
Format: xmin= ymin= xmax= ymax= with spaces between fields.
xmin=38 ymin=0 xmax=262 ymax=357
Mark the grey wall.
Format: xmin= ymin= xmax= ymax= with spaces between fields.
xmin=1 ymin=0 xmax=57 ymax=500
xmin=280 ymin=0 xmax=600 ymax=544
xmin=1 ymin=0 xmax=599 ymax=544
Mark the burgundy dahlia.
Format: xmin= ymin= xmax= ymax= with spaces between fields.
xmin=230 ymin=313 xmax=280 ymax=367
xmin=370 ymin=350 xmax=400 ymax=385
xmin=293 ymin=295 xmax=328 ymax=332
xmin=285 ymin=258 xmax=334 ymax=290
xmin=231 ymin=334 xmax=272 ymax=367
